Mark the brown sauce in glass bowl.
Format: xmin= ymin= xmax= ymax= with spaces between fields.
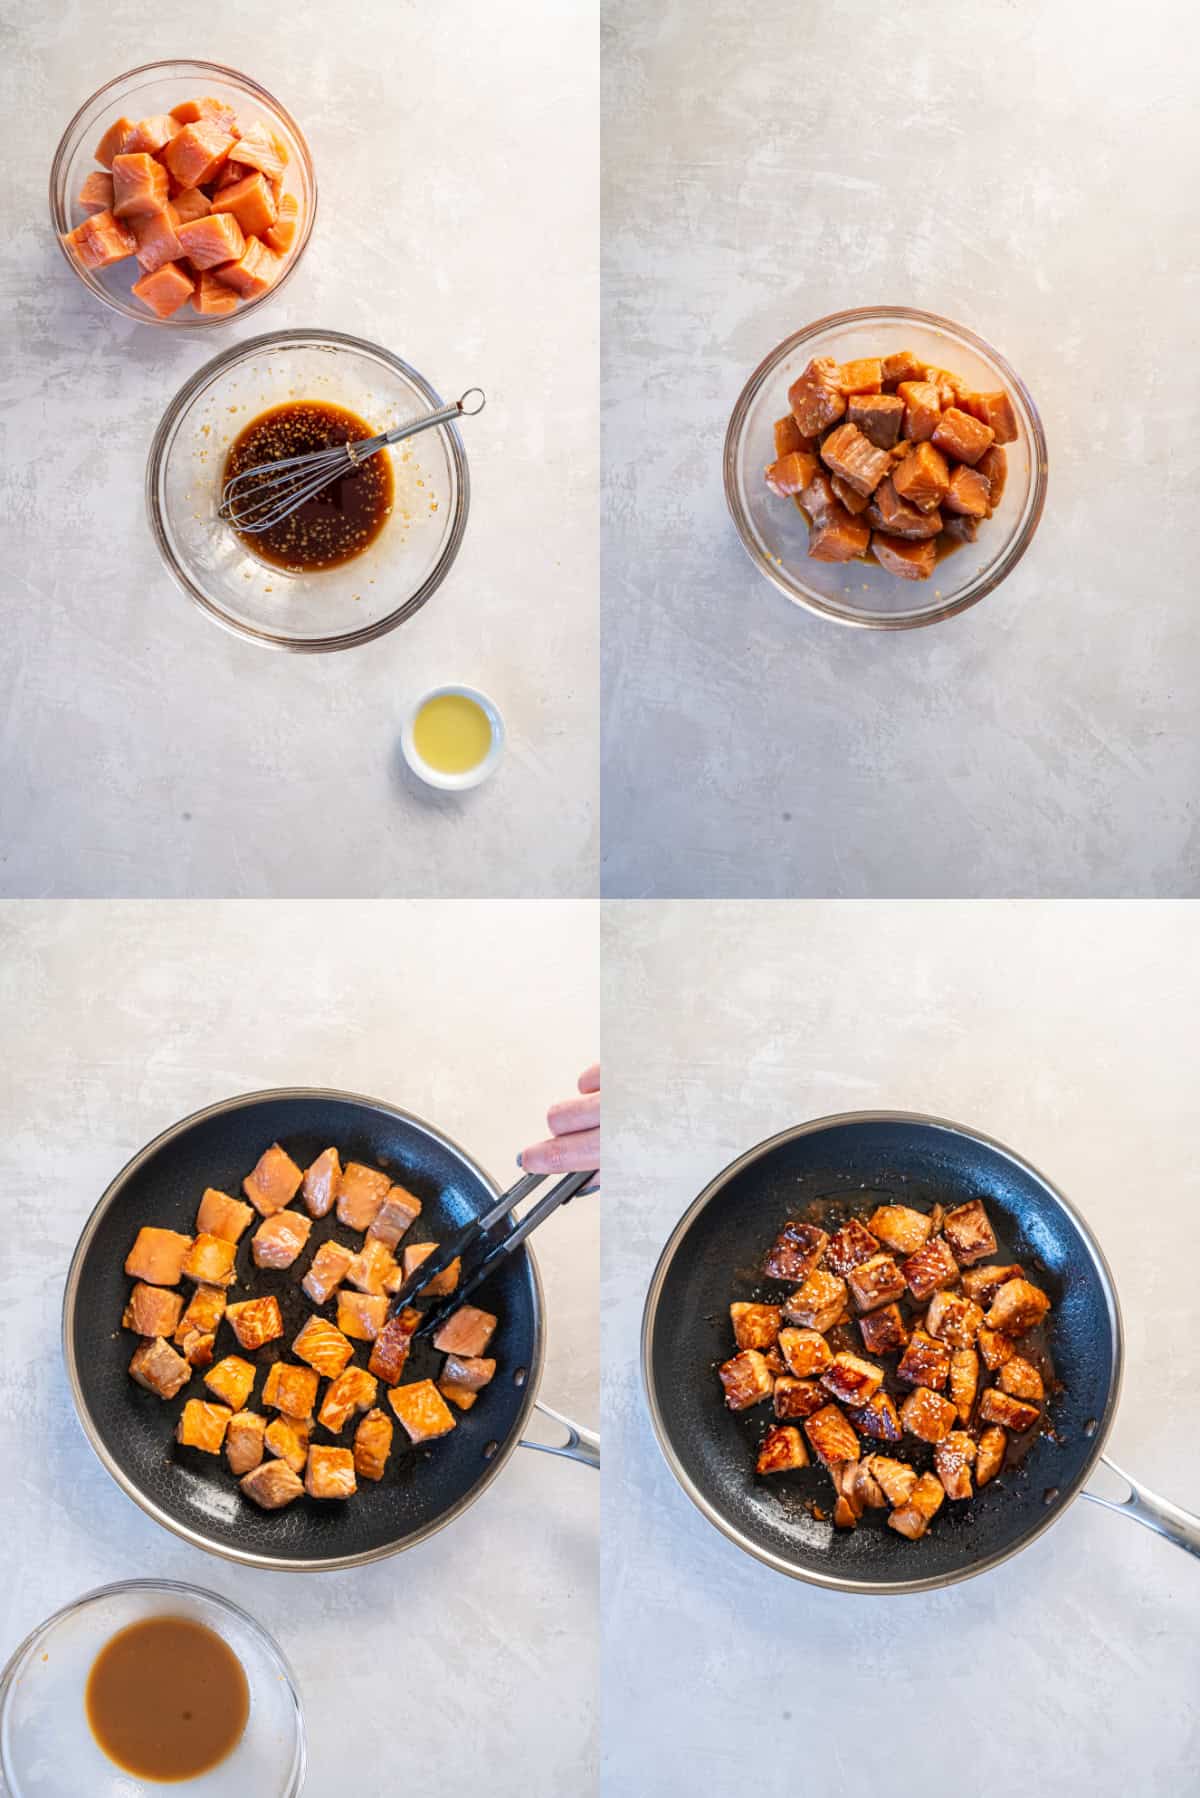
xmin=223 ymin=399 xmax=394 ymax=571
xmin=85 ymin=1615 xmax=249 ymax=1780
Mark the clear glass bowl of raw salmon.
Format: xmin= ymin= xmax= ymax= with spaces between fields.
xmin=724 ymin=307 xmax=1048 ymax=629
xmin=49 ymin=60 xmax=316 ymax=327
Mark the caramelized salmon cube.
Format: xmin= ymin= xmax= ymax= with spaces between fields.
xmin=250 ymin=1209 xmax=312 ymax=1269
xmin=94 ymin=116 xmax=136 ymax=166
xmin=772 ymin=1376 xmax=825 ymax=1420
xmin=824 ymin=1218 xmax=881 ymax=1276
xmin=846 ymin=391 xmax=905 ymax=450
xmin=264 ymin=1415 xmax=310 ymax=1472
xmin=181 ymin=1232 xmax=238 ymax=1288
xmin=900 ymin=1386 xmax=958 ymax=1443
xmin=192 ymin=269 xmax=240 ymax=316
xmin=318 ymin=1366 xmax=379 ymax=1433
xmin=961 ymin=1262 xmax=1024 ymax=1308
xmin=820 ymin=422 xmax=891 ymax=498
xmin=129 ymin=1335 xmax=191 ymax=1399
xmin=773 ymin=413 xmax=810 ymax=458
xmin=977 ymin=444 xmax=1007 ymax=509
xmin=124 ymin=114 xmax=181 ymax=154
xmin=431 ymin=1304 xmax=497 ymax=1358
xmin=367 ymin=1185 xmax=423 ymax=1249
xmin=225 ymin=1295 xmax=284 ymax=1352
xmin=176 ymin=1398 xmax=232 ymax=1453
xmin=399 ymin=1243 xmax=461 ymax=1297
xmin=301 ymin=1239 xmax=354 ymax=1306
xmin=777 ymin=1326 xmax=832 ymax=1378
xmin=835 ymin=358 xmax=883 ymax=394
xmin=888 ymin=1502 xmax=931 ymax=1541
xmin=335 ymin=1162 xmax=393 ymax=1231
xmin=354 ymin=1406 xmax=394 ymax=1480
xmin=932 ymin=406 xmax=994 ymax=466
xmin=123 ymin=1282 xmax=184 ymax=1338
xmin=730 ymin=1302 xmax=782 ymax=1351
xmin=933 ymin=1431 xmax=976 ymax=1501
xmin=337 ymin=1290 xmax=389 ymax=1340
xmin=949 ymin=1347 xmax=979 ymax=1424
xmin=867 ymin=1454 xmax=917 ymax=1507
xmin=803 ymin=1402 xmax=859 ymax=1467
xmin=111 ymin=153 xmax=169 ymax=220
xmin=986 ymin=1277 xmax=1051 ymax=1337
xmin=847 ymin=1391 xmax=903 ymax=1443
xmin=718 ymin=1348 xmax=774 ymax=1410
xmin=978 ymin=1387 xmax=1040 ymax=1433
xmin=196 ymin=1187 xmax=254 ymax=1244
xmin=846 ymin=1252 xmax=906 ymax=1313
xmin=225 ymin=1410 xmax=266 ymax=1476
xmin=897 ymin=380 xmax=942 ymax=442
xmin=756 ymin=1424 xmax=808 ymax=1474
xmin=306 ymin=1444 xmax=357 ymax=1499
xmin=787 ymin=358 xmax=847 ymax=436
xmin=867 ymin=1204 xmax=932 ymax=1257
xmin=176 ymin=211 xmax=245 ymax=270
xmin=784 ymin=1269 xmax=847 ymax=1333
xmin=820 ymin=1352 xmax=884 ymax=1406
xmin=211 ymin=170 xmax=277 ymax=238
xmin=942 ymin=465 xmax=991 ymax=518
xmin=765 ymin=449 xmax=820 ymax=497
xmin=368 ymin=1307 xmax=421 ymax=1383
xmin=172 ymin=187 xmax=212 ymax=225
xmin=301 ymin=1147 xmax=342 ymax=1218
xmin=889 ymin=1470 xmax=946 ymax=1538
xmin=240 ymin=1457 xmax=304 ymax=1509
xmin=228 ymin=120 xmax=289 ymax=181
xmin=242 ymin=1143 xmax=303 ymax=1216
xmin=942 ymin=1198 xmax=998 ymax=1266
xmin=975 ymin=1424 xmax=1007 ymax=1486
xmin=293 ymin=1314 xmax=355 ymax=1378
xmin=809 ymin=508 xmax=870 ymax=563
xmin=978 ymin=1326 xmax=1015 ymax=1372
xmin=897 ymin=1329 xmax=951 ymax=1391
xmin=389 ymin=1378 xmax=457 ymax=1444
xmin=125 ymin=1226 xmax=192 ymax=1286
xmin=881 ymin=349 xmax=925 ymax=385
xmin=63 ymin=209 xmax=138 ymax=270
xmin=925 ymin=1289 xmax=983 ymax=1349
xmin=439 ymin=1382 xmax=477 ymax=1410
xmin=203 ymin=1354 xmax=256 ymax=1410
xmin=858 ymin=1302 xmax=907 ymax=1356
xmin=164 ymin=120 xmax=235 ymax=189
xmin=962 ymin=389 xmax=1018 ymax=444
xmin=262 ymin=1361 xmax=319 ymax=1420
xmin=900 ymin=1235 xmax=960 ymax=1302
xmin=346 ymin=1238 xmax=399 ymax=1296
xmin=998 ymin=1354 xmax=1045 ymax=1402
xmin=78 ymin=170 xmax=115 ymax=212
xmin=762 ymin=1220 xmax=827 ymax=1283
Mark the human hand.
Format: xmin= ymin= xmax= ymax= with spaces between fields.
xmin=518 ymin=1064 xmax=600 ymax=1189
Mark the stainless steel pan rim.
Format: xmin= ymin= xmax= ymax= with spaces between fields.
xmin=62 ymin=1085 xmax=546 ymax=1573
xmin=641 ymin=1107 xmax=1125 ymax=1596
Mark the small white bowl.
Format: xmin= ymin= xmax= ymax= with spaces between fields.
xmin=400 ymin=684 xmax=505 ymax=791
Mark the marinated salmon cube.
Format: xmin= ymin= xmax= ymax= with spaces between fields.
xmin=262 ymin=1361 xmax=319 ymax=1420
xmin=896 ymin=380 xmax=942 ymax=442
xmin=242 ymin=1143 xmax=304 ymax=1216
xmin=932 ymin=406 xmax=994 ymax=467
xmin=306 ymin=1444 xmax=357 ymax=1500
xmin=389 ymin=1377 xmax=457 ymax=1444
xmin=169 ymin=95 xmax=241 ymax=131
xmin=203 ymin=1354 xmax=256 ymax=1410
xmin=172 ymin=187 xmax=212 ymax=225
xmin=368 ymin=1307 xmax=421 ymax=1384
xmin=756 ymin=1424 xmax=808 ymax=1474
xmin=830 ymin=476 xmax=871 ymax=515
xmin=804 ymin=1402 xmax=859 ymax=1467
xmin=730 ymin=1301 xmax=782 ymax=1351
xmin=865 ymin=477 xmax=941 ymax=541
xmin=129 ymin=1335 xmax=191 ymax=1399
xmin=975 ymin=1424 xmax=1007 ymax=1486
xmin=846 ymin=1391 xmax=903 ymax=1442
xmin=835 ymin=358 xmax=883 ymax=395
xmin=977 ymin=444 xmax=1008 ymax=509
xmin=251 ymin=1210 xmax=312 ymax=1270
xmin=124 ymin=114 xmax=181 ymax=155
xmin=910 ymin=1470 xmax=947 ymax=1519
xmin=891 ymin=443 xmax=950 ymax=513
xmin=431 ymin=1303 xmax=497 ymax=1358
xmin=900 ymin=1235 xmax=960 ymax=1302
xmin=942 ymin=465 xmax=991 ymax=518
xmin=367 ymin=1185 xmax=423 ymax=1249
xmin=809 ymin=508 xmax=871 ymax=563
xmin=318 ymin=1366 xmax=379 ymax=1433
xmin=335 ymin=1162 xmax=393 ymax=1231
xmin=846 ymin=1252 xmax=906 ymax=1313
xmin=824 ymin=1218 xmax=881 ymax=1276
xmin=846 ymin=391 xmax=905 ymax=450
xmin=176 ymin=1398 xmax=232 ymax=1453
xmin=397 ymin=1246 xmax=461 ymax=1300
xmin=123 ymin=1282 xmax=184 ymax=1338
xmin=867 ymin=1204 xmax=932 ymax=1257
xmin=125 ymin=1226 xmax=192 ymax=1286
xmin=263 ymin=1416 xmax=310 ymax=1474
xmin=949 ymin=1347 xmax=979 ymax=1424
xmin=176 ymin=211 xmax=245 ymax=271
xmin=777 ymin=1326 xmax=832 ymax=1378
xmin=772 ymin=1376 xmax=825 ymax=1420
xmin=94 ymin=116 xmax=136 ymax=166
xmin=941 ymin=516 xmax=978 ymax=546
xmin=164 ymin=120 xmax=235 ymax=190
xmin=788 ymin=357 xmax=847 ymax=436
xmin=176 ymin=1330 xmax=217 ymax=1369
xmin=240 ymin=1458 xmax=304 ymax=1509
xmin=978 ymin=1387 xmax=1040 ymax=1433
xmin=229 ymin=120 xmax=289 ymax=182
xmin=925 ymin=1290 xmax=983 ymax=1349
xmin=765 ymin=449 xmax=819 ymax=497
xmin=820 ymin=1351 xmax=884 ymax=1406
xmin=820 ymin=422 xmax=891 ymax=499
xmin=849 ymin=1459 xmax=888 ymax=1510
xmin=129 ymin=260 xmax=194 ymax=319
xmin=888 ymin=1502 xmax=931 ymax=1541
xmin=763 ymin=1220 xmax=828 ymax=1283
xmin=78 ymin=170 xmax=115 ymax=212
xmin=900 ymin=1385 xmax=957 ymax=1443
xmin=111 ymin=153 xmax=169 ymax=220
xmin=293 ymin=1314 xmax=355 ymax=1378
xmin=978 ymin=1326 xmax=1015 ymax=1372
xmin=301 ymin=1147 xmax=342 ymax=1218
xmin=799 ymin=469 xmax=840 ymax=526
xmin=337 ymin=1290 xmax=389 ymax=1340
xmin=441 ymin=1377 xmax=480 ymax=1408
xmin=897 ymin=1329 xmax=951 ymax=1391
xmin=934 ymin=1431 xmax=976 ymax=1501
xmin=441 ymin=1355 xmax=497 ymax=1400
xmin=998 ymin=1355 xmax=1045 ymax=1402
xmin=346 ymin=1238 xmax=398 ymax=1296
xmin=225 ymin=1295 xmax=284 ymax=1352
xmin=354 ymin=1406 xmax=394 ymax=1480
xmin=225 ymin=1410 xmax=266 ymax=1476
xmin=858 ymin=1302 xmax=907 ymax=1356
xmin=962 ymin=389 xmax=1018 ymax=444
xmin=718 ymin=1348 xmax=774 ymax=1410
xmin=182 ymin=1232 xmax=238 ymax=1287
xmin=211 ymin=170 xmax=277 ymax=238
xmin=869 ymin=1454 xmax=918 ymax=1507
xmin=940 ymin=1198 xmax=997 ymax=1267
xmin=192 ymin=269 xmax=240 ymax=316
xmin=784 ymin=1269 xmax=847 ymax=1333
xmin=961 ymin=1263 xmax=1023 ymax=1308
xmin=773 ymin=413 xmax=810 ymax=458
xmin=881 ymin=349 xmax=925 ymax=385
xmin=832 ymin=1495 xmax=860 ymax=1530
xmin=986 ymin=1277 xmax=1050 ymax=1337
xmin=174 ymin=1283 xmax=226 ymax=1346
xmin=196 ymin=1187 xmax=254 ymax=1244
xmin=301 ymin=1239 xmax=354 ymax=1306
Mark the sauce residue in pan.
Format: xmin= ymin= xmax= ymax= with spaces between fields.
xmin=223 ymin=400 xmax=394 ymax=571
xmin=86 ymin=1615 xmax=249 ymax=1780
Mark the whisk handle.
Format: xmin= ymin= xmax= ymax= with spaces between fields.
xmin=351 ymin=388 xmax=486 ymax=460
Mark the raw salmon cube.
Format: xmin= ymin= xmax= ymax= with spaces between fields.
xmin=765 ymin=449 xmax=819 ymax=498
xmin=125 ymin=1226 xmax=192 ymax=1286
xmin=788 ymin=358 xmax=846 ymax=436
xmin=718 ymin=1350 xmax=773 ymax=1409
xmin=977 ymin=445 xmax=1007 ymax=509
xmin=809 ymin=508 xmax=870 ymax=563
xmin=830 ymin=476 xmax=870 ymax=515
xmin=835 ymin=358 xmax=884 ymax=394
xmin=881 ymin=349 xmax=925 ymax=385
xmin=891 ymin=442 xmax=950 ymax=511
xmin=169 ymin=95 xmax=240 ymax=132
xmin=400 ymin=1243 xmax=461 ymax=1297
xmin=263 ymin=1417 xmax=310 ymax=1474
xmin=176 ymin=1398 xmax=231 ymax=1453
xmin=94 ymin=116 xmax=136 ymax=166
xmin=354 ymin=1407 xmax=394 ymax=1480
xmin=388 ymin=1378 xmax=457 ymax=1444
xmin=203 ymin=1354 xmax=256 ymax=1410
xmin=129 ymin=1335 xmax=191 ymax=1399
xmin=251 ymin=1209 xmax=312 ymax=1269
xmin=131 ymin=261 xmax=194 ymax=318
xmin=301 ymin=1239 xmax=354 ymax=1305
xmin=192 ymin=269 xmax=240 ymax=316
xmin=773 ymin=413 xmax=809 ymax=459
xmin=242 ymin=1143 xmax=303 ymax=1215
xmin=942 ymin=516 xmax=978 ymax=546
xmin=264 ymin=190 xmax=300 ymax=254
xmin=347 ymin=1238 xmax=399 ymax=1296
xmin=196 ymin=1186 xmax=254 ymax=1244
xmin=122 ymin=1282 xmax=184 ymax=1338
xmin=226 ymin=1295 xmax=284 ymax=1351
xmin=335 ymin=1162 xmax=393 ymax=1231
xmin=302 ymin=1147 xmax=342 ymax=1218
xmin=240 ymin=1458 xmax=303 ymax=1509
xmin=932 ymin=406 xmax=995 ymax=467
xmin=336 ymin=1290 xmax=389 ymax=1340
xmin=962 ymin=389 xmax=1018 ymax=444
xmin=63 ymin=209 xmax=137 ymax=270
xmin=942 ymin=465 xmax=991 ymax=519
xmin=872 ymin=533 xmax=937 ymax=581
xmin=176 ymin=211 xmax=245 ymax=270
xmin=262 ymin=1361 xmax=319 ymax=1419
xmin=225 ymin=1410 xmax=266 ymax=1476
xmin=367 ymin=1307 xmax=421 ymax=1383
xmin=211 ymin=170 xmax=277 ymax=238
xmin=292 ymin=1314 xmax=355 ymax=1378
xmin=123 ymin=114 xmax=181 ymax=155
xmin=431 ymin=1303 xmax=498 ymax=1358
xmin=181 ymin=1232 xmax=238 ymax=1287
xmin=367 ymin=1185 xmax=423 ymax=1249
xmin=318 ymin=1366 xmax=378 ymax=1433
xmin=820 ymin=422 xmax=891 ymax=498
xmin=227 ymin=120 xmax=289 ymax=182
xmin=305 ymin=1445 xmax=357 ymax=1499
xmin=78 ymin=170 xmax=115 ymax=212
xmin=847 ymin=392 xmax=905 ymax=450
xmin=172 ymin=187 xmax=212 ymax=224
xmin=164 ymin=120 xmax=235 ymax=189
xmin=897 ymin=380 xmax=943 ymax=442
xmin=111 ymin=153 xmax=169 ymax=220
xmin=131 ymin=203 xmax=183 ymax=274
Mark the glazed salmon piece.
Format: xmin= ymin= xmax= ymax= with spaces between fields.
xmin=892 ymin=442 xmax=950 ymax=510
xmin=131 ymin=203 xmax=183 ymax=274
xmin=764 ymin=449 xmax=819 ymax=498
xmin=78 ymin=170 xmax=115 ymax=212
xmin=977 ymin=445 xmax=1007 ymax=509
xmin=111 ymin=153 xmax=170 ymax=219
xmin=226 ymin=1294 xmax=284 ymax=1352
xmin=835 ymin=357 xmax=884 ymax=395
xmin=164 ymin=120 xmax=235 ymax=189
xmin=63 ymin=208 xmax=137 ymax=270
xmin=211 ymin=170 xmax=277 ymax=238
xmin=262 ymin=1361 xmax=319 ymax=1420
xmin=203 ymin=1354 xmax=256 ymax=1410
xmin=243 ymin=1143 xmax=303 ymax=1216
xmin=820 ymin=421 xmax=891 ymax=498
xmin=787 ymin=357 xmax=846 ymax=436
xmin=846 ymin=392 xmax=905 ymax=450
xmin=240 ymin=1458 xmax=303 ymax=1509
xmin=170 ymin=95 xmax=240 ymax=132
xmin=263 ymin=1416 xmax=311 ymax=1474
xmin=302 ymin=1147 xmax=342 ymax=1219
xmin=941 ymin=515 xmax=978 ymax=546
xmin=388 ymin=1378 xmax=457 ymax=1444
xmin=773 ymin=413 xmax=809 ymax=459
xmin=125 ymin=1226 xmax=192 ymax=1286
xmin=181 ymin=1232 xmax=238 ymax=1286
xmin=171 ymin=187 xmax=211 ymax=224
xmin=931 ymin=406 xmax=995 ymax=467
xmin=264 ymin=191 xmax=300 ymax=254
xmin=962 ymin=389 xmax=1018 ymax=444
xmin=176 ymin=211 xmax=245 ymax=270
xmin=942 ymin=465 xmax=991 ymax=519
xmin=129 ymin=1336 xmax=192 ymax=1400
xmin=865 ymin=475 xmax=941 ymax=540
xmin=367 ymin=1306 xmax=421 ymax=1384
xmin=227 ymin=120 xmax=289 ymax=182
xmin=318 ymin=1366 xmax=378 ymax=1433
xmin=192 ymin=269 xmax=240 ymax=317
xmin=292 ymin=1314 xmax=355 ymax=1378
xmin=94 ymin=115 xmax=136 ymax=167
xmin=124 ymin=114 xmax=181 ymax=155
xmin=336 ymin=1290 xmax=389 ymax=1340
xmin=808 ymin=507 xmax=870 ymax=563
xmin=174 ymin=1283 xmax=226 ymax=1364
xmin=122 ymin=1282 xmax=184 ymax=1338
xmin=897 ymin=380 xmax=942 ymax=443
xmin=872 ymin=533 xmax=937 ymax=581
xmin=353 ymin=1407 xmax=393 ymax=1481
xmin=306 ymin=1444 xmax=357 ymax=1499
xmin=176 ymin=1398 xmax=232 ymax=1454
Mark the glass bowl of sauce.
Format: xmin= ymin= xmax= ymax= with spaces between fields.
xmin=0 ymin=1579 xmax=304 ymax=1795
xmin=402 ymin=684 xmax=505 ymax=791
xmin=146 ymin=329 xmax=470 ymax=650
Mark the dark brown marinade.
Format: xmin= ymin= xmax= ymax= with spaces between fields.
xmin=223 ymin=400 xmax=393 ymax=571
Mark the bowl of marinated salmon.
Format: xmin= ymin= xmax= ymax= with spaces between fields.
xmin=724 ymin=307 xmax=1047 ymax=629
xmin=49 ymin=60 xmax=316 ymax=326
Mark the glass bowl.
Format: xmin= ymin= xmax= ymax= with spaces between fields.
xmin=724 ymin=306 xmax=1048 ymax=629
xmin=49 ymin=59 xmax=316 ymax=329
xmin=146 ymin=329 xmax=471 ymax=650
xmin=0 ymin=1580 xmax=305 ymax=1796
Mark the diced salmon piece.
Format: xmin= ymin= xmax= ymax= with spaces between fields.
xmin=872 ymin=534 xmax=936 ymax=581
xmin=389 ymin=1378 xmax=457 ymax=1444
xmin=932 ymin=406 xmax=995 ymax=467
xmin=977 ymin=445 xmax=1007 ymax=509
xmin=170 ymin=95 xmax=241 ymax=131
xmin=867 ymin=1205 xmax=932 ymax=1257
xmin=318 ymin=1367 xmax=379 ymax=1433
xmin=292 ymin=1314 xmax=355 ymax=1378
xmin=181 ymin=1232 xmax=238 ymax=1287
xmin=865 ymin=476 xmax=941 ymax=540
xmin=192 ymin=269 xmax=240 ymax=316
xmin=129 ymin=1335 xmax=192 ymax=1399
xmin=858 ymin=1303 xmax=907 ymax=1356
xmin=763 ymin=1220 xmax=828 ymax=1284
xmin=845 ymin=1253 xmax=905 ymax=1313
xmin=227 ymin=120 xmax=289 ymax=182
xmin=765 ymin=449 xmax=820 ymax=498
xmin=868 ymin=1454 xmax=918 ymax=1507
xmin=78 ymin=170 xmax=115 ymax=212
xmin=881 ymin=349 xmax=925 ymax=385
xmin=131 ymin=203 xmax=183 ymax=273
xmin=809 ymin=507 xmax=870 ymax=563
xmin=176 ymin=211 xmax=245 ymax=270
xmin=243 ymin=1143 xmax=304 ymax=1216
xmin=889 ymin=1471 xmax=946 ymax=1539
xmin=949 ymin=1347 xmax=979 ymax=1424
xmin=337 ymin=1290 xmax=389 ymax=1340
xmin=718 ymin=1349 xmax=774 ymax=1410
xmin=211 ymin=170 xmax=277 ymax=238
xmin=821 ymin=1351 xmax=885 ymax=1406
xmin=975 ymin=1424 xmax=1007 ymax=1487
xmin=172 ymin=187 xmax=212 ymax=224
xmin=225 ymin=1410 xmax=266 ymax=1476
xmin=367 ymin=1185 xmax=423 ymax=1249
xmin=264 ymin=1415 xmax=310 ymax=1472
xmin=354 ymin=1407 xmax=394 ymax=1480
xmin=400 ymin=1243 xmax=461 ymax=1297
xmin=203 ymin=1354 xmax=256 ymax=1410
xmin=122 ymin=1282 xmax=184 ymax=1338
xmin=226 ymin=1295 xmax=284 ymax=1351
xmin=820 ymin=422 xmax=891 ymax=498
xmin=773 ymin=413 xmax=810 ymax=458
xmin=111 ymin=153 xmax=169 ymax=220
xmin=301 ymin=1239 xmax=354 ymax=1305
xmin=978 ymin=1387 xmax=1041 ymax=1434
xmin=897 ymin=1328 xmax=951 ymax=1391
xmin=978 ymin=1326 xmax=1015 ymax=1372
xmin=772 ymin=1376 xmax=825 ymax=1421
xmin=900 ymin=1385 xmax=958 ymax=1444
xmin=432 ymin=1303 xmax=498 ymax=1358
xmin=240 ymin=1458 xmax=304 ymax=1509
xmin=176 ymin=1398 xmax=232 ymax=1453
xmin=125 ymin=1226 xmax=192 ymax=1286
xmin=846 ymin=391 xmax=905 ymax=450
xmin=262 ymin=1361 xmax=319 ymax=1419
xmin=131 ymin=261 xmax=194 ymax=317
xmin=962 ymin=389 xmax=1018 ymax=444
xmin=251 ymin=1209 xmax=312 ymax=1269
xmin=897 ymin=380 xmax=943 ymax=442
xmin=335 ymin=1162 xmax=393 ymax=1231
xmin=788 ymin=358 xmax=846 ymax=436
xmin=440 ymin=1379 xmax=478 ymax=1410
xmin=164 ymin=120 xmax=235 ymax=190
xmin=196 ymin=1187 xmax=254 ymax=1244
xmin=986 ymin=1277 xmax=1051 ymax=1337
xmin=824 ymin=1218 xmax=883 ymax=1276
xmin=368 ymin=1306 xmax=421 ymax=1383
xmin=730 ymin=1302 xmax=782 ymax=1352
xmin=941 ymin=516 xmax=978 ymax=547
xmin=302 ymin=1147 xmax=342 ymax=1218
xmin=892 ymin=442 xmax=950 ymax=511
xmin=124 ymin=114 xmax=181 ymax=155
xmin=998 ymin=1354 xmax=1045 ymax=1402
xmin=63 ymin=209 xmax=138 ymax=270
xmin=777 ymin=1327 xmax=831 ymax=1379
xmin=306 ymin=1444 xmax=357 ymax=1499
xmin=846 ymin=1391 xmax=903 ymax=1443
xmin=830 ymin=476 xmax=870 ymax=515
xmin=836 ymin=358 xmax=883 ymax=395
xmin=942 ymin=465 xmax=991 ymax=519
xmin=346 ymin=1238 xmax=398 ymax=1296
xmin=756 ymin=1424 xmax=809 ymax=1474
xmin=442 ymin=1353 xmax=496 ymax=1392
xmin=94 ymin=116 xmax=137 ymax=166
xmin=174 ymin=1283 xmax=226 ymax=1346
xmin=926 ymin=1290 xmax=983 ymax=1350
xmin=803 ymin=1402 xmax=860 ymax=1467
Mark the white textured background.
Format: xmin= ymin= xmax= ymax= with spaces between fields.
xmin=602 ymin=0 xmax=1200 ymax=896
xmin=602 ymin=901 xmax=1200 ymax=1796
xmin=0 ymin=1 xmax=597 ymax=897
xmin=0 ymin=900 xmax=599 ymax=1796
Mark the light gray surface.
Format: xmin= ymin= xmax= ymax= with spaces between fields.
xmin=601 ymin=0 xmax=1200 ymax=897
xmin=0 ymin=1 xmax=597 ymax=897
xmin=0 ymin=900 xmax=599 ymax=1796
xmin=602 ymin=901 xmax=1200 ymax=1797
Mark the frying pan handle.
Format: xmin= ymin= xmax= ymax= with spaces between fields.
xmin=1081 ymin=1454 xmax=1200 ymax=1561
xmin=519 ymin=1400 xmax=600 ymax=1470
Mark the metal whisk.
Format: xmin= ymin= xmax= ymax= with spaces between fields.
xmin=219 ymin=387 xmax=486 ymax=534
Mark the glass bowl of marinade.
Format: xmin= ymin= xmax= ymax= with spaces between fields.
xmin=0 ymin=1579 xmax=304 ymax=1796
xmin=146 ymin=328 xmax=471 ymax=649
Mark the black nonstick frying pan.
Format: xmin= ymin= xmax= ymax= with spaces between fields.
xmin=63 ymin=1088 xmax=598 ymax=1572
xmin=643 ymin=1111 xmax=1200 ymax=1594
